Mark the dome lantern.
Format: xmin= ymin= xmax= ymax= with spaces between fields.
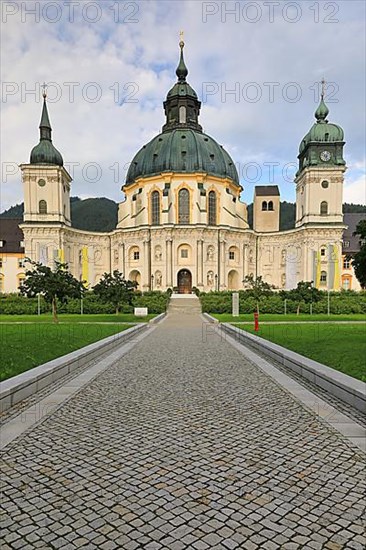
xmin=125 ymin=38 xmax=240 ymax=187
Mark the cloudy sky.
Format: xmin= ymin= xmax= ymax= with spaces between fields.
xmin=1 ymin=0 xmax=365 ymax=211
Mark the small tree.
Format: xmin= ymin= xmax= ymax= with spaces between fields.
xmin=20 ymin=259 xmax=85 ymax=323
xmin=352 ymin=220 xmax=366 ymax=289
xmin=242 ymin=275 xmax=275 ymax=313
xmin=284 ymin=281 xmax=322 ymax=315
xmin=93 ymin=270 xmax=137 ymax=314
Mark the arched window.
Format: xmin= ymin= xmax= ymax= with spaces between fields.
xmin=268 ymin=201 xmax=274 ymax=211
xmin=39 ymin=200 xmax=47 ymax=214
xmin=151 ymin=191 xmax=160 ymax=225
xmin=179 ymin=106 xmax=186 ymax=124
xmin=208 ymin=190 xmax=217 ymax=225
xmin=320 ymin=271 xmax=327 ymax=285
xmin=262 ymin=201 xmax=267 ymax=211
xmin=178 ymin=188 xmax=190 ymax=224
xmin=320 ymin=201 xmax=328 ymax=215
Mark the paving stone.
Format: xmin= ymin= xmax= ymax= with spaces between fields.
xmin=0 ymin=302 xmax=365 ymax=549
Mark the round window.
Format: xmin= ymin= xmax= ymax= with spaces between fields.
xmin=38 ymin=179 xmax=46 ymax=187
xmin=321 ymin=180 xmax=329 ymax=189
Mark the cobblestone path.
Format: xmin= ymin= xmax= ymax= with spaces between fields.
xmin=1 ymin=298 xmax=365 ymax=549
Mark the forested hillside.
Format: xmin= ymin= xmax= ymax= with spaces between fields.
xmin=0 ymin=197 xmax=117 ymax=232
xmin=1 ymin=198 xmax=365 ymax=232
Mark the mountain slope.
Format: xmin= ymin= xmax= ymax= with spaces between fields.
xmin=1 ymin=199 xmax=365 ymax=232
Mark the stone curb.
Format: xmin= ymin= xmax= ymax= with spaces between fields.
xmin=219 ymin=322 xmax=366 ymax=415
xmin=0 ymin=323 xmax=148 ymax=414
xmin=149 ymin=312 xmax=166 ymax=324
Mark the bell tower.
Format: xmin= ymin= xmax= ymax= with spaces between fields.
xmin=20 ymin=87 xmax=71 ymax=226
xmin=295 ymin=80 xmax=346 ymax=228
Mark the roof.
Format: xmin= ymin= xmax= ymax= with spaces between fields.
xmin=125 ymin=128 xmax=240 ymax=186
xmin=343 ymin=213 xmax=366 ymax=253
xmin=254 ymin=185 xmax=280 ymax=197
xmin=0 ymin=218 xmax=24 ymax=253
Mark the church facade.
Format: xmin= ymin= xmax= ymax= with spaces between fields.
xmin=19 ymin=42 xmax=348 ymax=294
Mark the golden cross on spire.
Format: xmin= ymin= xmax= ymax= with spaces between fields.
xmin=179 ymin=30 xmax=184 ymax=47
xmin=41 ymin=81 xmax=48 ymax=99
xmin=321 ymin=77 xmax=326 ymax=100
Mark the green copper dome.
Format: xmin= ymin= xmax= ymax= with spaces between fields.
xmin=167 ymin=81 xmax=198 ymax=99
xmin=126 ymin=128 xmax=239 ymax=184
xmin=299 ymin=95 xmax=344 ymax=154
xmin=30 ymin=96 xmax=63 ymax=166
xmin=126 ymin=40 xmax=239 ymax=186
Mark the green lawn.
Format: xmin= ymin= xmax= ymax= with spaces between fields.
xmin=212 ymin=313 xmax=366 ymax=323
xmin=0 ymin=313 xmax=156 ymax=323
xmin=0 ymin=323 xmax=133 ymax=381
xmin=232 ymin=323 xmax=366 ymax=381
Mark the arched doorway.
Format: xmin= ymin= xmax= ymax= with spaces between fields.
xmin=228 ymin=270 xmax=239 ymax=290
xmin=177 ymin=269 xmax=192 ymax=294
xmin=129 ymin=270 xmax=141 ymax=289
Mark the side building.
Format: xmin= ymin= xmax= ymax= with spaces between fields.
xmin=0 ymin=219 xmax=25 ymax=293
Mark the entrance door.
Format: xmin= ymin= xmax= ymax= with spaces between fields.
xmin=177 ymin=269 xmax=192 ymax=294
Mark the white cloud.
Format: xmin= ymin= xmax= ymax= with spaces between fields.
xmin=1 ymin=0 xmax=365 ymax=211
xmin=344 ymin=175 xmax=366 ymax=205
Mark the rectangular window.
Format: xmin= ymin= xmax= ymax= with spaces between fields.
xmin=133 ymin=251 xmax=140 ymax=260
xmin=320 ymin=248 xmax=326 ymax=256
xmin=343 ymin=278 xmax=350 ymax=290
xmin=181 ymin=249 xmax=188 ymax=258
xmin=229 ymin=251 xmax=235 ymax=260
xmin=343 ymin=258 xmax=350 ymax=269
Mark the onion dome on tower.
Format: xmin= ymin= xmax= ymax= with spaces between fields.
xmin=30 ymin=88 xmax=64 ymax=166
xmin=126 ymin=39 xmax=239 ymax=186
xmin=297 ymin=79 xmax=345 ymax=175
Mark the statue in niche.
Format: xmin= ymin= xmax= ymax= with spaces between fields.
xmin=207 ymin=246 xmax=214 ymax=262
xmin=248 ymin=249 xmax=253 ymax=264
xmin=281 ymin=273 xmax=286 ymax=288
xmin=281 ymin=249 xmax=286 ymax=264
xmin=155 ymin=246 xmax=162 ymax=261
xmin=207 ymin=271 xmax=214 ymax=287
xmin=114 ymin=249 xmax=119 ymax=263
xmin=155 ymin=271 xmax=162 ymax=287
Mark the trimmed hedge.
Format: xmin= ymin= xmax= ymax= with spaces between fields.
xmin=199 ymin=290 xmax=366 ymax=315
xmin=0 ymin=291 xmax=170 ymax=315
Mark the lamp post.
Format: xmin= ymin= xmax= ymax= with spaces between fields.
xmin=151 ymin=274 xmax=154 ymax=291
xmin=215 ymin=274 xmax=218 ymax=292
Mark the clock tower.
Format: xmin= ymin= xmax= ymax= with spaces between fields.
xmin=295 ymin=81 xmax=345 ymax=227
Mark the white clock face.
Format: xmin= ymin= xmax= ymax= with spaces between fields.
xmin=320 ymin=150 xmax=331 ymax=162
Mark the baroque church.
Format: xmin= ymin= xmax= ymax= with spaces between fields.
xmin=20 ymin=40 xmax=347 ymax=293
